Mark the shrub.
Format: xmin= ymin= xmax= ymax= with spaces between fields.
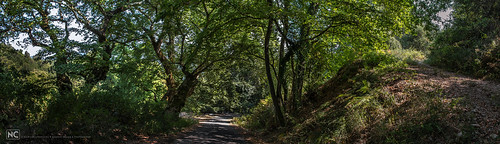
xmin=388 ymin=48 xmax=428 ymax=64
xmin=236 ymin=96 xmax=277 ymax=130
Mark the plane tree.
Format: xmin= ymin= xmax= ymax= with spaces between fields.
xmin=57 ymin=0 xmax=142 ymax=87
xmin=1 ymin=0 xmax=75 ymax=96
xmin=128 ymin=0 xmax=258 ymax=116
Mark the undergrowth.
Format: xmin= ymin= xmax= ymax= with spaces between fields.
xmin=386 ymin=48 xmax=428 ymax=64
xmin=237 ymin=50 xmax=470 ymax=143
xmin=1 ymin=74 xmax=197 ymax=143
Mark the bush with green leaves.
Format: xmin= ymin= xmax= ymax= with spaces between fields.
xmin=427 ymin=0 xmax=500 ymax=80
xmin=184 ymin=59 xmax=267 ymax=114
xmin=0 ymin=43 xmax=196 ymax=142
xmin=0 ymin=44 xmax=55 ymax=142
xmin=235 ymin=96 xmax=278 ymax=130
xmin=398 ymin=26 xmax=432 ymax=51
xmin=39 ymin=73 xmax=196 ymax=142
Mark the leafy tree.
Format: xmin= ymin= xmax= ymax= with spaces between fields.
xmin=0 ymin=44 xmax=53 ymax=134
xmin=185 ymin=58 xmax=267 ymax=113
xmin=1 ymin=0 xmax=73 ymax=96
xmin=129 ymin=0 xmax=256 ymax=116
xmin=254 ymin=0 xmax=415 ymax=125
xmin=2 ymin=1 xmax=488 ymax=142
xmin=399 ymin=26 xmax=432 ymax=50
xmin=428 ymin=0 xmax=500 ymax=79
xmin=58 ymin=0 xmax=141 ymax=87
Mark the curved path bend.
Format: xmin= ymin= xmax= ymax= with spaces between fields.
xmin=173 ymin=114 xmax=251 ymax=144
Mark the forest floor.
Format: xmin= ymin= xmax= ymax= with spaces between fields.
xmin=401 ymin=63 xmax=500 ymax=141
xmin=171 ymin=114 xmax=252 ymax=144
xmin=250 ymin=62 xmax=500 ymax=143
xmin=136 ymin=113 xmax=254 ymax=144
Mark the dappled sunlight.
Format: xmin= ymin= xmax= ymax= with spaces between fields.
xmin=1 ymin=0 xmax=498 ymax=143
xmin=174 ymin=114 xmax=249 ymax=144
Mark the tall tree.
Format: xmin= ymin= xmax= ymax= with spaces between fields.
xmin=269 ymin=0 xmax=415 ymax=113
xmin=264 ymin=0 xmax=285 ymax=125
xmin=1 ymin=0 xmax=73 ymax=96
xmin=131 ymin=0 xmax=253 ymax=116
xmin=430 ymin=0 xmax=500 ymax=78
xmin=60 ymin=0 xmax=139 ymax=87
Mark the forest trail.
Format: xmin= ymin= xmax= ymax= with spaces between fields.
xmin=400 ymin=64 xmax=500 ymax=140
xmin=172 ymin=114 xmax=251 ymax=144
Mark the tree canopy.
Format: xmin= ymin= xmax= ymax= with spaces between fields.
xmin=2 ymin=0 xmax=498 ymax=143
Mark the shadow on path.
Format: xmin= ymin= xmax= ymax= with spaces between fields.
xmin=173 ymin=114 xmax=250 ymax=144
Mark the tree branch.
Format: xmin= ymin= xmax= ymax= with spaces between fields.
xmin=273 ymin=19 xmax=295 ymax=46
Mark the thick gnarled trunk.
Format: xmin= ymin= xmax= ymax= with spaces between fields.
xmin=37 ymin=9 xmax=73 ymax=96
xmin=147 ymin=31 xmax=200 ymax=117
xmin=85 ymin=38 xmax=113 ymax=86
xmin=165 ymin=75 xmax=198 ymax=116
xmin=55 ymin=55 xmax=73 ymax=96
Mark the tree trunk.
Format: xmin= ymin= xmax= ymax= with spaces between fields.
xmin=79 ymin=5 xmax=127 ymax=87
xmin=165 ymin=75 xmax=198 ymax=116
xmin=163 ymin=35 xmax=178 ymax=101
xmin=145 ymin=29 xmax=194 ymax=118
xmin=277 ymin=36 xmax=285 ymax=111
xmin=289 ymin=53 xmax=296 ymax=112
xmin=85 ymin=36 xmax=113 ymax=86
xmin=263 ymin=12 xmax=285 ymax=126
xmin=38 ymin=11 xmax=73 ymax=96
xmin=277 ymin=13 xmax=290 ymax=112
xmin=277 ymin=44 xmax=294 ymax=113
xmin=55 ymin=54 xmax=73 ymax=96
xmin=290 ymin=3 xmax=316 ymax=109
xmin=292 ymin=47 xmax=305 ymax=108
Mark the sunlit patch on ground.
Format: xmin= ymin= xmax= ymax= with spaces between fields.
xmin=174 ymin=114 xmax=250 ymax=144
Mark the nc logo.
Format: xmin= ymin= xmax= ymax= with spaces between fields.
xmin=6 ymin=129 xmax=20 ymax=140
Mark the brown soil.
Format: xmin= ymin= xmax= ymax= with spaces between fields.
xmin=132 ymin=114 xmax=253 ymax=144
xmin=398 ymin=64 xmax=500 ymax=142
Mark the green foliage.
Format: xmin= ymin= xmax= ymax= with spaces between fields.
xmin=39 ymin=73 xmax=196 ymax=142
xmin=388 ymin=37 xmax=403 ymax=50
xmin=427 ymin=0 xmax=500 ymax=80
xmin=238 ymin=51 xmax=467 ymax=143
xmin=0 ymin=44 xmax=54 ymax=141
xmin=388 ymin=48 xmax=428 ymax=64
xmin=399 ymin=26 xmax=433 ymax=51
xmin=235 ymin=96 xmax=277 ymax=130
xmin=1 ymin=0 xmax=489 ymax=143
xmin=184 ymin=59 xmax=266 ymax=114
xmin=138 ymin=98 xmax=197 ymax=135
xmin=0 ymin=44 xmax=41 ymax=71
xmin=0 ymin=42 xmax=196 ymax=142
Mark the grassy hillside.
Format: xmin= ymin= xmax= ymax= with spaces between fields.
xmin=237 ymin=50 xmax=499 ymax=143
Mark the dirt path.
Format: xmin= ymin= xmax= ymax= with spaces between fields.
xmin=406 ymin=64 xmax=500 ymax=141
xmin=172 ymin=114 xmax=251 ymax=144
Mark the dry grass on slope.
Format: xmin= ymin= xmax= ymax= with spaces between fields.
xmin=401 ymin=64 xmax=500 ymax=142
xmin=275 ymin=62 xmax=499 ymax=143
